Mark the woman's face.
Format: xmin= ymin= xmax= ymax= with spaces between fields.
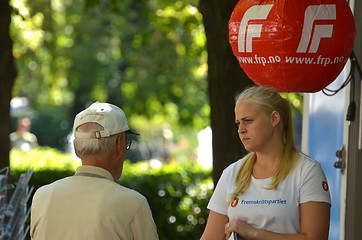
xmin=234 ymin=101 xmax=278 ymax=153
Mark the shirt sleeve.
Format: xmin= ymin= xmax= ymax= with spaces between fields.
xmin=30 ymin=190 xmax=38 ymax=239
xmin=299 ymin=161 xmax=331 ymax=205
xmin=130 ymin=198 xmax=159 ymax=240
xmin=207 ymin=169 xmax=229 ymax=215
xmin=30 ymin=187 xmax=45 ymax=239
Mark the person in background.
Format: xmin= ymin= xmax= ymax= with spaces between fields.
xmin=30 ymin=102 xmax=159 ymax=240
xmin=10 ymin=117 xmax=38 ymax=152
xmin=201 ymin=86 xmax=331 ymax=240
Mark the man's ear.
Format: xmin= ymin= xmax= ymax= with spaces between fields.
xmin=271 ymin=111 xmax=281 ymax=127
xmin=116 ymin=134 xmax=124 ymax=152
xmin=73 ymin=141 xmax=81 ymax=158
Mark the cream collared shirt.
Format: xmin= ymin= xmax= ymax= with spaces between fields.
xmin=30 ymin=165 xmax=159 ymax=240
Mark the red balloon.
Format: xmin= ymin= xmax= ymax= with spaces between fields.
xmin=229 ymin=0 xmax=355 ymax=92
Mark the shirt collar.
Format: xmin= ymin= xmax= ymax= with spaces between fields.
xmin=75 ymin=165 xmax=114 ymax=181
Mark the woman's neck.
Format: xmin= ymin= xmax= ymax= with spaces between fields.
xmin=253 ymin=144 xmax=284 ymax=179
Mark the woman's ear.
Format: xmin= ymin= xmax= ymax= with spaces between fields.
xmin=271 ymin=111 xmax=281 ymax=127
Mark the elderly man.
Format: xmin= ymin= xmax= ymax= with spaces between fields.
xmin=30 ymin=102 xmax=159 ymax=240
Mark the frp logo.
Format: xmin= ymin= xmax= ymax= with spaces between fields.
xmin=237 ymin=4 xmax=273 ymax=53
xmin=297 ymin=5 xmax=336 ymax=53
xmin=228 ymin=0 xmax=355 ymax=92
xmin=237 ymin=4 xmax=336 ymax=54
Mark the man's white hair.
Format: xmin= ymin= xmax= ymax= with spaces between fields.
xmin=74 ymin=122 xmax=122 ymax=156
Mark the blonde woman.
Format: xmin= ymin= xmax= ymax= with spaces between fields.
xmin=201 ymin=86 xmax=330 ymax=240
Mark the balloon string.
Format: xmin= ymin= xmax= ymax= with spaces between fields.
xmin=351 ymin=51 xmax=362 ymax=80
xmin=322 ymin=51 xmax=361 ymax=97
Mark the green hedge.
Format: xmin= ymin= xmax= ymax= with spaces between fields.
xmin=10 ymin=148 xmax=213 ymax=240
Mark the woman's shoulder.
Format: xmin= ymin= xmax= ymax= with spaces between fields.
xmin=297 ymin=152 xmax=321 ymax=165
xmin=215 ymin=155 xmax=249 ymax=187
xmin=222 ymin=154 xmax=249 ymax=175
xmin=294 ymin=151 xmax=323 ymax=173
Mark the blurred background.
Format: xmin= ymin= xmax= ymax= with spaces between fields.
xmin=8 ymin=0 xmax=303 ymax=165
xmin=5 ymin=0 xmax=303 ymax=239
xmin=9 ymin=0 xmax=210 ymax=165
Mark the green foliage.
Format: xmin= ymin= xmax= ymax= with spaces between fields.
xmin=10 ymin=147 xmax=213 ymax=240
xmin=280 ymin=92 xmax=304 ymax=149
xmin=10 ymin=147 xmax=80 ymax=172
xmin=10 ymin=0 xmax=209 ymax=151
xmin=280 ymin=92 xmax=303 ymax=116
xmin=119 ymin=161 xmax=213 ymax=239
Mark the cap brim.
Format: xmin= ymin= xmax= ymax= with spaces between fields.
xmin=126 ymin=129 xmax=140 ymax=135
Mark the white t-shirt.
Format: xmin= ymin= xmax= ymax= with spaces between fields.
xmin=207 ymin=152 xmax=331 ymax=234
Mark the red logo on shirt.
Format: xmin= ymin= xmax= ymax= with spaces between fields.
xmin=231 ymin=197 xmax=239 ymax=207
xmin=322 ymin=181 xmax=329 ymax=192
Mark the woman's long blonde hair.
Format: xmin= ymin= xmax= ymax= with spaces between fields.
xmin=227 ymin=86 xmax=298 ymax=205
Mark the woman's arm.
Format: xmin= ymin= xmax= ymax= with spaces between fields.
xmin=225 ymin=202 xmax=330 ymax=240
xmin=299 ymin=201 xmax=330 ymax=239
xmin=201 ymin=210 xmax=229 ymax=240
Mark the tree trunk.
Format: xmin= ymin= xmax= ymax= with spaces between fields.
xmin=199 ymin=0 xmax=254 ymax=184
xmin=0 ymin=0 xmax=16 ymax=169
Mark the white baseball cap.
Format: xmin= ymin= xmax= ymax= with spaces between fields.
xmin=73 ymin=102 xmax=139 ymax=139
